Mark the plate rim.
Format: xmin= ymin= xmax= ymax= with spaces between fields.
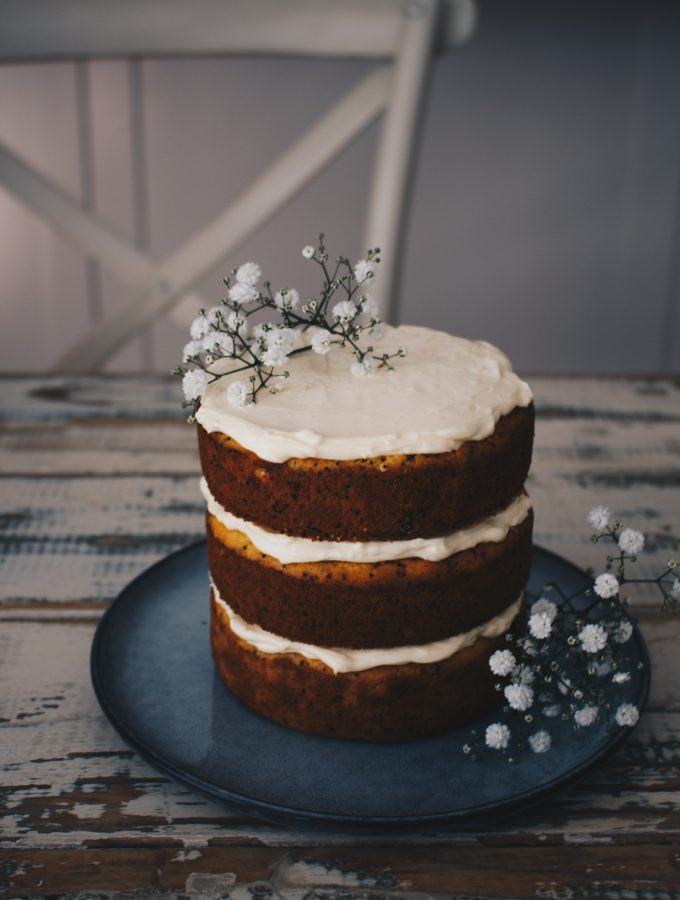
xmin=90 ymin=541 xmax=651 ymax=830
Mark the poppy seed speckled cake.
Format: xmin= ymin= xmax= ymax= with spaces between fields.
xmin=196 ymin=324 xmax=534 ymax=740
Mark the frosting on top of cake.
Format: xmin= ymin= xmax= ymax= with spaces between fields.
xmin=195 ymin=324 xmax=532 ymax=462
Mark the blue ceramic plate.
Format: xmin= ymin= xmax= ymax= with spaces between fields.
xmin=91 ymin=543 xmax=649 ymax=830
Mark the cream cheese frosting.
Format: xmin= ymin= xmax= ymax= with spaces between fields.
xmin=212 ymin=584 xmax=523 ymax=674
xmin=195 ymin=324 xmax=532 ymax=463
xmin=201 ymin=477 xmax=532 ymax=564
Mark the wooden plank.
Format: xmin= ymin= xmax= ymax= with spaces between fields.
xmin=0 ymin=374 xmax=184 ymax=423
xmin=0 ymin=475 xmax=202 ymax=603
xmin=2 ymin=844 xmax=680 ymax=898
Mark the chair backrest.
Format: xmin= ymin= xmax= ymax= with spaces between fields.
xmin=0 ymin=0 xmax=476 ymax=371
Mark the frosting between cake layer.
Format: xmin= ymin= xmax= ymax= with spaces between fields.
xmin=212 ymin=584 xmax=523 ymax=674
xmin=201 ymin=477 xmax=532 ymax=564
xmin=195 ymin=324 xmax=533 ymax=462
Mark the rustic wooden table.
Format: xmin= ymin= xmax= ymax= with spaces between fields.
xmin=1 ymin=373 xmax=679 ymax=898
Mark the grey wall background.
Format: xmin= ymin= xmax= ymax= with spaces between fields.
xmin=1 ymin=0 xmax=679 ymax=374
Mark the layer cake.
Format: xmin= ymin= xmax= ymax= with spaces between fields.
xmin=196 ymin=324 xmax=534 ymax=740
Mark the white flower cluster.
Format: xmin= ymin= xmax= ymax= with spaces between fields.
xmin=618 ymin=528 xmax=644 ymax=556
xmin=485 ymin=722 xmax=510 ymax=750
xmin=504 ymin=683 xmax=534 ymax=712
xmin=587 ymin=505 xmax=611 ymax=531
xmin=473 ymin=503 xmax=649 ymax=764
xmin=528 ymin=730 xmax=552 ymax=753
xmin=574 ymin=705 xmax=598 ymax=727
xmin=615 ymin=703 xmax=640 ymax=727
xmin=484 ymin=723 xmax=552 ymax=755
xmin=593 ymin=572 xmax=619 ymax=599
xmin=176 ymin=238 xmax=406 ymax=412
xmin=489 ymin=649 xmax=516 ymax=677
xmin=578 ymin=623 xmax=608 ymax=654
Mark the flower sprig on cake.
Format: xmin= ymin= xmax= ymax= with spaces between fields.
xmin=464 ymin=509 xmax=675 ymax=762
xmin=173 ymin=234 xmax=406 ymax=418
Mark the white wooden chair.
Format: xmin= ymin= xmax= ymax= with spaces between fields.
xmin=0 ymin=0 xmax=476 ymax=371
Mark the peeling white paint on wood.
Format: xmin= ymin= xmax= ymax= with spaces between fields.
xmin=69 ymin=802 xmax=106 ymax=819
xmin=172 ymin=849 xmax=202 ymax=861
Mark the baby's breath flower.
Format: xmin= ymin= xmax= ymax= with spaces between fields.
xmin=359 ymin=294 xmax=379 ymax=321
xmin=531 ymin=598 xmax=558 ymax=622
xmin=226 ymin=380 xmax=249 ymax=407
xmin=529 ymin=612 xmax=553 ymax=640
xmin=574 ymin=705 xmax=599 ymax=727
xmin=542 ymin=704 xmax=562 ymax=718
xmin=206 ymin=305 xmax=223 ymax=327
xmin=504 ymin=683 xmax=534 ymax=712
xmin=618 ymin=528 xmax=644 ymax=555
xmin=201 ymin=333 xmax=217 ymax=352
xmin=212 ymin=332 xmax=235 ymax=354
xmin=332 ymin=299 xmax=358 ymax=322
xmin=670 ymin=578 xmax=680 ymax=600
xmin=311 ymin=329 xmax=332 ymax=355
xmin=522 ymin=638 xmax=539 ymax=657
xmin=612 ymin=671 xmax=631 ymax=684
xmin=489 ymin=649 xmax=516 ymax=677
xmin=274 ymin=288 xmax=300 ymax=311
xmin=578 ymin=623 xmax=608 ymax=654
xmin=229 ymin=282 xmax=259 ymax=306
xmin=235 ymin=261 xmax=261 ymax=286
xmin=266 ymin=326 xmax=298 ymax=356
xmin=226 ymin=311 xmax=249 ymax=337
xmin=615 ymin=703 xmax=640 ymax=727
xmin=354 ymin=258 xmax=377 ymax=283
xmin=261 ymin=348 xmax=288 ymax=368
xmin=592 ymin=660 xmax=612 ymax=677
xmin=182 ymin=340 xmax=201 ymax=361
xmin=485 ymin=722 xmax=511 ymax=750
xmin=176 ymin=239 xmax=405 ymax=411
xmin=587 ymin=505 xmax=611 ymax=531
xmin=514 ymin=665 xmax=536 ymax=685
xmin=528 ymin=730 xmax=551 ymax=754
xmin=182 ymin=368 xmax=210 ymax=402
xmin=594 ymin=572 xmax=619 ymax=599
xmin=612 ymin=620 xmax=633 ymax=644
xmin=351 ymin=356 xmax=379 ymax=377
xmin=190 ymin=314 xmax=210 ymax=340
xmin=252 ymin=322 xmax=273 ymax=342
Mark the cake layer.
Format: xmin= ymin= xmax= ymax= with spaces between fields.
xmin=206 ymin=505 xmax=533 ymax=649
xmin=198 ymin=402 xmax=534 ymax=542
xmin=202 ymin=476 xmax=533 ymax=564
xmin=210 ymin=590 xmax=526 ymax=740
xmin=212 ymin=585 xmax=523 ymax=672
xmin=195 ymin=324 xmax=533 ymax=462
